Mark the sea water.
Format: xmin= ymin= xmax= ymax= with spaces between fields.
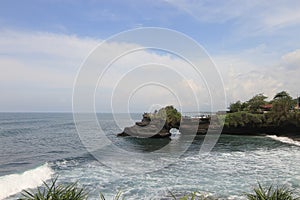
xmin=0 ymin=113 xmax=300 ymax=199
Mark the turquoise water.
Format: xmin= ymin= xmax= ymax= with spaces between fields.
xmin=0 ymin=113 xmax=300 ymax=199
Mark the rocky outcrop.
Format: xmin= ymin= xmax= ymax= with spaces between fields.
xmin=117 ymin=113 xmax=212 ymax=138
xmin=118 ymin=113 xmax=300 ymax=139
xmin=118 ymin=106 xmax=183 ymax=138
xmin=118 ymin=113 xmax=171 ymax=138
xmin=119 ymin=124 xmax=170 ymax=138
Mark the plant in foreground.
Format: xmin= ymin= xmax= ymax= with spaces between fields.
xmin=99 ymin=191 xmax=124 ymax=200
xmin=246 ymin=183 xmax=299 ymax=200
xmin=19 ymin=177 xmax=88 ymax=200
xmin=168 ymin=191 xmax=217 ymax=200
xmin=18 ymin=179 xmax=300 ymax=200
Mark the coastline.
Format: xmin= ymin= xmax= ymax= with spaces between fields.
xmin=221 ymin=124 xmax=300 ymax=141
xmin=119 ymin=116 xmax=300 ymax=143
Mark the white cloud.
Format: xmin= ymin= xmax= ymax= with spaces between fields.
xmin=0 ymin=30 xmax=98 ymax=111
xmin=1 ymin=29 xmax=299 ymax=112
xmin=281 ymin=49 xmax=300 ymax=69
xmin=261 ymin=4 xmax=300 ymax=30
xmin=0 ymin=30 xmax=216 ymax=112
xmin=94 ymin=51 xmax=212 ymax=112
xmin=165 ymin=0 xmax=300 ymax=35
xmin=214 ymin=47 xmax=300 ymax=104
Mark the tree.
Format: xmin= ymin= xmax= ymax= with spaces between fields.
xmin=154 ymin=105 xmax=181 ymax=129
xmin=247 ymin=94 xmax=268 ymax=113
xmin=272 ymin=91 xmax=293 ymax=116
xmin=274 ymin=91 xmax=291 ymax=100
xmin=229 ymin=101 xmax=242 ymax=113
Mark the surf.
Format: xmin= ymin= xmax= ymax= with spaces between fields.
xmin=267 ymin=135 xmax=300 ymax=147
xmin=0 ymin=163 xmax=53 ymax=199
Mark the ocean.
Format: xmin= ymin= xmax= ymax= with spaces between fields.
xmin=1 ymin=113 xmax=300 ymax=199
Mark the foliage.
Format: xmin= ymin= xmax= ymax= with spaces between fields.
xmin=168 ymin=191 xmax=217 ymax=200
xmin=266 ymin=91 xmax=294 ymax=126
xmin=224 ymin=112 xmax=265 ymax=128
xmin=271 ymin=91 xmax=293 ymax=119
xmin=229 ymin=94 xmax=268 ymax=113
xmin=224 ymin=111 xmax=300 ymax=128
xmin=151 ymin=105 xmax=181 ymax=129
xmin=274 ymin=91 xmax=291 ymax=100
xmin=18 ymin=178 xmax=300 ymax=200
xmin=19 ymin=178 xmax=88 ymax=200
xmin=229 ymin=100 xmax=242 ymax=113
xmin=225 ymin=91 xmax=300 ymax=127
xmin=247 ymin=93 xmax=268 ymax=113
xmin=292 ymin=98 xmax=299 ymax=108
xmin=246 ymin=183 xmax=299 ymax=200
xmin=100 ymin=191 xmax=124 ymax=200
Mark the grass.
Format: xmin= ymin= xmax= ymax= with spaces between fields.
xmin=99 ymin=191 xmax=124 ymax=200
xmin=19 ymin=177 xmax=88 ymax=200
xmin=19 ymin=179 xmax=300 ymax=200
xmin=168 ymin=191 xmax=217 ymax=200
xmin=245 ymin=183 xmax=300 ymax=200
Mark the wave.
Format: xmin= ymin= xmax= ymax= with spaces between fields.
xmin=267 ymin=135 xmax=300 ymax=147
xmin=0 ymin=163 xmax=54 ymax=200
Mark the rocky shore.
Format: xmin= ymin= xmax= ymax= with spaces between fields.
xmin=117 ymin=113 xmax=173 ymax=138
xmin=118 ymin=114 xmax=300 ymax=139
xmin=118 ymin=114 xmax=217 ymax=138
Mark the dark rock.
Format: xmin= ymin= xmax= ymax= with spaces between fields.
xmin=135 ymin=121 xmax=149 ymax=127
xmin=117 ymin=122 xmax=170 ymax=138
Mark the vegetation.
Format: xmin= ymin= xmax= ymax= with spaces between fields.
xmin=100 ymin=191 xmax=124 ymax=200
xmin=271 ymin=91 xmax=294 ymax=122
xmin=229 ymin=100 xmax=243 ymax=113
xmin=19 ymin=179 xmax=299 ymax=200
xmin=224 ymin=111 xmax=265 ymax=128
xmin=229 ymin=94 xmax=268 ymax=114
xmin=145 ymin=105 xmax=182 ymax=130
xmin=169 ymin=191 xmax=217 ymax=200
xmin=246 ymin=183 xmax=299 ymax=200
xmin=225 ymin=91 xmax=300 ymax=128
xmin=247 ymin=94 xmax=268 ymax=113
xmin=19 ymin=178 xmax=88 ymax=200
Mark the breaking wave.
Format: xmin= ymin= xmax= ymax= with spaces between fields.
xmin=267 ymin=135 xmax=300 ymax=147
xmin=0 ymin=163 xmax=53 ymax=199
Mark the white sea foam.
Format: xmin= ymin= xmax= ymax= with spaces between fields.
xmin=267 ymin=135 xmax=300 ymax=147
xmin=0 ymin=163 xmax=54 ymax=200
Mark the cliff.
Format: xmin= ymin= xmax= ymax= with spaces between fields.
xmin=118 ymin=112 xmax=300 ymax=139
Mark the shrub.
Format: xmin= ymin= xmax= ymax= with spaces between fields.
xmin=99 ymin=191 xmax=124 ymax=200
xmin=168 ymin=191 xmax=217 ymax=200
xmin=246 ymin=183 xmax=299 ymax=200
xmin=152 ymin=105 xmax=181 ymax=129
xmin=224 ymin=112 xmax=265 ymax=128
xmin=19 ymin=178 xmax=88 ymax=200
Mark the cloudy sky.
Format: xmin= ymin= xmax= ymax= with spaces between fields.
xmin=1 ymin=0 xmax=300 ymax=112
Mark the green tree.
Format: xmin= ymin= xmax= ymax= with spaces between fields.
xmin=272 ymin=91 xmax=294 ymax=117
xmin=154 ymin=105 xmax=181 ymax=129
xmin=247 ymin=94 xmax=268 ymax=113
xmin=274 ymin=91 xmax=291 ymax=100
xmin=241 ymin=102 xmax=249 ymax=111
xmin=229 ymin=101 xmax=242 ymax=113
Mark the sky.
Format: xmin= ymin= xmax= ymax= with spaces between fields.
xmin=1 ymin=0 xmax=300 ymax=112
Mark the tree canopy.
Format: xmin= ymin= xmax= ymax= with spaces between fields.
xmin=272 ymin=91 xmax=293 ymax=119
xmin=225 ymin=91 xmax=300 ymax=127
xmin=151 ymin=105 xmax=181 ymax=129
xmin=273 ymin=91 xmax=291 ymax=100
xmin=247 ymin=94 xmax=268 ymax=113
xmin=229 ymin=94 xmax=268 ymax=113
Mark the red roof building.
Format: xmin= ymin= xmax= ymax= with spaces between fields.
xmin=260 ymin=104 xmax=273 ymax=111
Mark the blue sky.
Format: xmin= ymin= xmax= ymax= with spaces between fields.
xmin=1 ymin=0 xmax=300 ymax=112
